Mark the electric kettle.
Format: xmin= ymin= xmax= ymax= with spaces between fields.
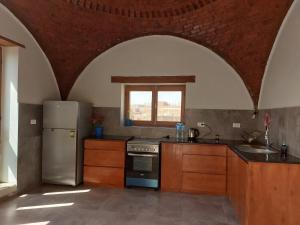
xmin=188 ymin=128 xmax=200 ymax=140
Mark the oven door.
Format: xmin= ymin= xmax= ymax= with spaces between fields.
xmin=126 ymin=152 xmax=160 ymax=188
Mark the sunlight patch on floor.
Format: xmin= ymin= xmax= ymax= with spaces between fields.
xmin=19 ymin=194 xmax=28 ymax=198
xmin=17 ymin=222 xmax=50 ymax=225
xmin=42 ymin=189 xmax=91 ymax=195
xmin=16 ymin=203 xmax=74 ymax=210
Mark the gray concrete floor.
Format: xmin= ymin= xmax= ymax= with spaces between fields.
xmin=0 ymin=185 xmax=240 ymax=225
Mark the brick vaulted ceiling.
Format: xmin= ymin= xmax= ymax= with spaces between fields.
xmin=0 ymin=0 xmax=294 ymax=106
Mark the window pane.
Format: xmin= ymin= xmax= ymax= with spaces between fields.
xmin=157 ymin=91 xmax=182 ymax=122
xmin=129 ymin=91 xmax=152 ymax=121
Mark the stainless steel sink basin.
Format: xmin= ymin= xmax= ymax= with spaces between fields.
xmin=237 ymin=145 xmax=278 ymax=154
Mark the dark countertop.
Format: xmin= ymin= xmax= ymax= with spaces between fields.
xmin=161 ymin=138 xmax=300 ymax=164
xmin=86 ymin=135 xmax=134 ymax=141
xmin=229 ymin=145 xmax=300 ymax=164
xmin=160 ymin=137 xmax=242 ymax=146
xmin=86 ymin=136 xmax=300 ymax=164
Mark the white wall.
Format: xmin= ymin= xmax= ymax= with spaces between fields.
xmin=0 ymin=4 xmax=60 ymax=104
xmin=259 ymin=0 xmax=300 ymax=109
xmin=0 ymin=4 xmax=60 ymax=187
xmin=0 ymin=47 xmax=19 ymax=184
xmin=69 ymin=36 xmax=253 ymax=110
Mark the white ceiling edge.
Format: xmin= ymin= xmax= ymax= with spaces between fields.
xmin=0 ymin=3 xmax=61 ymax=100
xmin=258 ymin=0 xmax=298 ymax=110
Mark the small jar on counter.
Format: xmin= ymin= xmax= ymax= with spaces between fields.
xmin=215 ymin=134 xmax=220 ymax=144
xmin=281 ymin=144 xmax=288 ymax=158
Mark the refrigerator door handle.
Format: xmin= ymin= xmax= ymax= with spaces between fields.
xmin=69 ymin=130 xmax=76 ymax=138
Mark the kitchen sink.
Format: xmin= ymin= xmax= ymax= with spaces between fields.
xmin=237 ymin=144 xmax=278 ymax=154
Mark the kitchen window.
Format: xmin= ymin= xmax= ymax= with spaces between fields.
xmin=124 ymin=85 xmax=185 ymax=126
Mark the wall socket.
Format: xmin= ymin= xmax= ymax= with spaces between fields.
xmin=197 ymin=122 xmax=206 ymax=128
xmin=30 ymin=119 xmax=37 ymax=125
xmin=232 ymin=123 xmax=241 ymax=128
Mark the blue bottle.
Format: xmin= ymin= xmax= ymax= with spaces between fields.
xmin=95 ymin=126 xmax=103 ymax=139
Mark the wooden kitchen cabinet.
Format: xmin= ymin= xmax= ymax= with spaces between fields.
xmin=161 ymin=143 xmax=182 ymax=192
xmin=288 ymin=165 xmax=300 ymax=225
xmin=227 ymin=148 xmax=248 ymax=224
xmin=181 ymin=144 xmax=227 ymax=195
xmin=182 ymin=154 xmax=226 ymax=174
xmin=84 ymin=139 xmax=125 ymax=151
xmin=161 ymin=143 xmax=227 ymax=195
xmin=182 ymin=144 xmax=227 ymax=156
xmin=247 ymin=163 xmax=289 ymax=225
xmin=84 ymin=150 xmax=124 ymax=168
xmin=227 ymin=148 xmax=300 ymax=225
xmin=83 ymin=139 xmax=126 ymax=188
xmin=182 ymin=173 xmax=226 ymax=195
xmin=84 ymin=166 xmax=124 ymax=187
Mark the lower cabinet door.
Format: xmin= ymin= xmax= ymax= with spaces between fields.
xmin=84 ymin=150 xmax=125 ymax=168
xmin=84 ymin=166 xmax=124 ymax=188
xmin=161 ymin=143 xmax=182 ymax=192
xmin=182 ymin=172 xmax=226 ymax=195
xmin=182 ymin=155 xmax=226 ymax=175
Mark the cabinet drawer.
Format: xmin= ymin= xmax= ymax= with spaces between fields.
xmin=182 ymin=144 xmax=227 ymax=156
xmin=182 ymin=173 xmax=226 ymax=195
xmin=84 ymin=150 xmax=125 ymax=168
xmin=84 ymin=166 xmax=124 ymax=187
xmin=182 ymin=155 xmax=226 ymax=175
xmin=84 ymin=140 xmax=125 ymax=151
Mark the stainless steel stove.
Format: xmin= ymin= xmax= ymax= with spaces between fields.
xmin=125 ymin=139 xmax=160 ymax=189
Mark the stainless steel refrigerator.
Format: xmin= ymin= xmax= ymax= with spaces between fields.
xmin=42 ymin=101 xmax=92 ymax=186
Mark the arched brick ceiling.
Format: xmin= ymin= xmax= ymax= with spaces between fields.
xmin=0 ymin=0 xmax=293 ymax=106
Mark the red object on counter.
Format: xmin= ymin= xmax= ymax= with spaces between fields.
xmin=264 ymin=113 xmax=271 ymax=128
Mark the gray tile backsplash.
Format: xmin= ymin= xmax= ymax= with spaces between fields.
xmin=185 ymin=109 xmax=257 ymax=140
xmin=257 ymin=107 xmax=300 ymax=157
xmin=93 ymin=107 xmax=257 ymax=140
xmin=18 ymin=103 xmax=43 ymax=192
xmin=93 ymin=107 xmax=300 ymax=157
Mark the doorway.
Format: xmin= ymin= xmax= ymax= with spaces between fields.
xmin=0 ymin=37 xmax=21 ymax=197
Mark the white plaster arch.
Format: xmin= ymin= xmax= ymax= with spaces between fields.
xmin=259 ymin=0 xmax=300 ymax=109
xmin=69 ymin=35 xmax=254 ymax=110
xmin=0 ymin=3 xmax=61 ymax=103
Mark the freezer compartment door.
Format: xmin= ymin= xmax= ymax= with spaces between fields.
xmin=43 ymin=101 xmax=79 ymax=129
xmin=42 ymin=128 xmax=79 ymax=186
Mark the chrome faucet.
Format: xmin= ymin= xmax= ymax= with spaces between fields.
xmin=265 ymin=126 xmax=271 ymax=161
xmin=264 ymin=113 xmax=272 ymax=149
xmin=265 ymin=126 xmax=270 ymax=148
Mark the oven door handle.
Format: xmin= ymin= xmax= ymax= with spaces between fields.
xmin=127 ymin=153 xmax=158 ymax=158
